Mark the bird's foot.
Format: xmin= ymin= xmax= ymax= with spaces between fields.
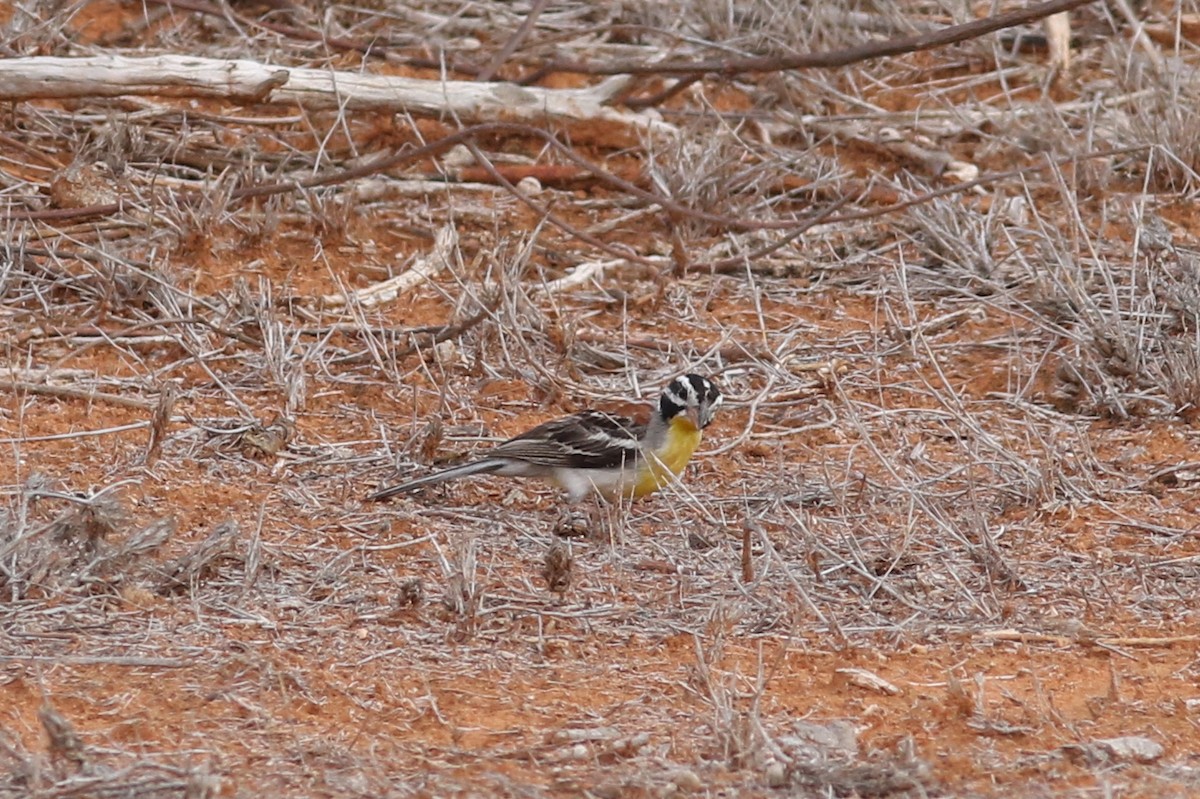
xmin=552 ymin=508 xmax=591 ymax=539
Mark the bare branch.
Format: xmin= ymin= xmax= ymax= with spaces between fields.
xmin=522 ymin=0 xmax=1098 ymax=81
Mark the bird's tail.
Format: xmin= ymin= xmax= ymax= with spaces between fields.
xmin=367 ymin=459 xmax=504 ymax=501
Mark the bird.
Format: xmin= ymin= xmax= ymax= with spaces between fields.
xmin=368 ymin=374 xmax=723 ymax=503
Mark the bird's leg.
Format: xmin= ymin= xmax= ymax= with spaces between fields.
xmin=587 ymin=495 xmax=613 ymax=545
xmin=588 ymin=493 xmax=635 ymax=546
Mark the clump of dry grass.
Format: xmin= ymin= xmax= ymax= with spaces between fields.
xmin=0 ymin=483 xmax=172 ymax=601
xmin=0 ymin=694 xmax=220 ymax=798
xmin=1013 ymin=192 xmax=1200 ymax=419
xmin=154 ymin=520 xmax=242 ymax=595
xmin=901 ymin=195 xmax=1014 ymax=293
xmin=1110 ymin=47 xmax=1200 ymax=193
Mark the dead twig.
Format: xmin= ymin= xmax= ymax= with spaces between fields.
xmin=475 ymin=0 xmax=552 ymax=82
xmin=321 ymin=224 xmax=458 ymax=309
xmin=980 ymin=630 xmax=1200 ymax=648
xmin=520 ymin=0 xmax=1097 ymax=83
xmin=0 ymin=379 xmax=155 ymax=411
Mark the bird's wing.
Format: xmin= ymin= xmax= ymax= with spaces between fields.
xmin=490 ymin=410 xmax=646 ymax=469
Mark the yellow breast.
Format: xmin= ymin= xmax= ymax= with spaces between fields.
xmin=631 ymin=416 xmax=702 ymax=498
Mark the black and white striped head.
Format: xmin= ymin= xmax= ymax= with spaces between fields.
xmin=659 ymin=374 xmax=723 ymax=431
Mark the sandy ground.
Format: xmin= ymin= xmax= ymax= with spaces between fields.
xmin=3 ymin=1 xmax=1200 ymax=797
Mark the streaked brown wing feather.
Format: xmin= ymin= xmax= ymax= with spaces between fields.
xmin=491 ymin=410 xmax=645 ymax=469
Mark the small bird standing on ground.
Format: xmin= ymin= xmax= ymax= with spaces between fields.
xmin=368 ymin=374 xmax=723 ymax=502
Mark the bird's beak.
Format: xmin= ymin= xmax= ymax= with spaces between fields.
xmin=686 ymin=406 xmax=702 ymax=429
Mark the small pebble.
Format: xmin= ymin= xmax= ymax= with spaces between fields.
xmin=1095 ymin=736 xmax=1163 ymax=764
xmin=516 ymin=176 xmax=543 ymax=195
xmin=764 ymin=760 xmax=788 ymax=787
xmin=667 ymin=768 xmax=702 ymax=792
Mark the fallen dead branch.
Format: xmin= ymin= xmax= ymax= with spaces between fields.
xmin=537 ymin=259 xmax=632 ymax=293
xmin=835 ymin=667 xmax=902 ymax=696
xmin=0 ymin=421 xmax=151 ymax=445
xmin=980 ymin=630 xmax=1200 ymax=648
xmin=321 ymin=225 xmax=458 ymax=309
xmin=0 ymin=55 xmax=672 ymax=135
xmin=0 ymin=654 xmax=187 ymax=667
xmin=0 ymin=379 xmax=155 ymax=411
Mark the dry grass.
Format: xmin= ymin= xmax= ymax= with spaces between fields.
xmin=3 ymin=0 xmax=1200 ymax=797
